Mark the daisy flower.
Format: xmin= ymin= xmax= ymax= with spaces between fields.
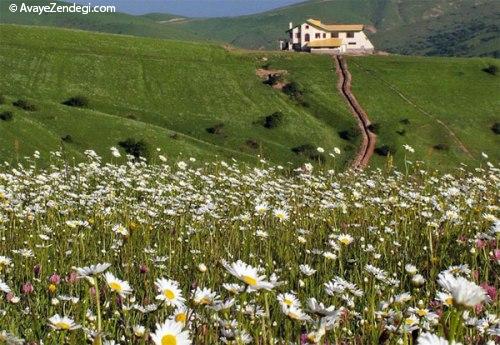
xmin=75 ymin=263 xmax=111 ymax=277
xmin=104 ymin=272 xmax=133 ymax=297
xmin=437 ymin=272 xmax=487 ymax=308
xmin=277 ymin=292 xmax=301 ymax=309
xmin=150 ymin=319 xmax=191 ymax=345
xmin=222 ymin=260 xmax=276 ymax=291
xmin=48 ymin=314 xmax=81 ymax=330
xmin=155 ymin=278 xmax=185 ymax=307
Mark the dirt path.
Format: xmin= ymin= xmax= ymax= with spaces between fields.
xmin=333 ymin=55 xmax=376 ymax=169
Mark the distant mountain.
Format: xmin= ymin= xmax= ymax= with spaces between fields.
xmin=1 ymin=0 xmax=499 ymax=57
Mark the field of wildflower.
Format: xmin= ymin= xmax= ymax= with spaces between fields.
xmin=0 ymin=149 xmax=498 ymax=345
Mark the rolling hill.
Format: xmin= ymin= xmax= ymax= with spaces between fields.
xmin=0 ymin=24 xmax=358 ymax=168
xmin=0 ymin=24 xmax=498 ymax=170
xmin=1 ymin=0 xmax=499 ymax=57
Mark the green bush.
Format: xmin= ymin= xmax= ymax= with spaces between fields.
xmin=0 ymin=95 xmax=5 ymax=104
xmin=491 ymin=122 xmax=500 ymax=135
xmin=62 ymin=96 xmax=89 ymax=108
xmin=482 ymin=64 xmax=497 ymax=76
xmin=0 ymin=111 xmax=13 ymax=121
xmin=61 ymin=134 xmax=73 ymax=143
xmin=367 ymin=123 xmax=381 ymax=134
xmin=13 ymin=99 xmax=37 ymax=111
xmin=118 ymin=138 xmax=150 ymax=160
xmin=338 ymin=127 xmax=360 ymax=141
xmin=433 ymin=143 xmax=449 ymax=150
xmin=283 ymin=82 xmax=306 ymax=105
xmin=262 ymin=112 xmax=284 ymax=129
xmin=245 ymin=139 xmax=261 ymax=150
xmin=375 ymin=145 xmax=396 ymax=156
xmin=206 ymin=123 xmax=225 ymax=135
xmin=291 ymin=144 xmax=324 ymax=162
xmin=400 ymin=118 xmax=410 ymax=125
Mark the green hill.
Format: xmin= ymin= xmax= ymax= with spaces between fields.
xmin=0 ymin=25 xmax=498 ymax=169
xmin=1 ymin=0 xmax=499 ymax=57
xmin=0 ymin=24 xmax=357 ymax=167
xmin=347 ymin=55 xmax=500 ymax=167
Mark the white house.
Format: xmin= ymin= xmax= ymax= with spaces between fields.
xmin=280 ymin=19 xmax=374 ymax=54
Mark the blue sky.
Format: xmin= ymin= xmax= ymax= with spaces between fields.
xmin=73 ymin=0 xmax=306 ymax=17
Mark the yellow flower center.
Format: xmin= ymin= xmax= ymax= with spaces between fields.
xmin=416 ymin=309 xmax=428 ymax=317
xmin=288 ymin=311 xmax=300 ymax=320
xmin=55 ymin=322 xmax=71 ymax=330
xmin=109 ymin=282 xmax=123 ymax=293
xmin=445 ymin=297 xmax=453 ymax=305
xmin=339 ymin=238 xmax=350 ymax=245
xmin=284 ymin=299 xmax=293 ymax=306
xmin=242 ymin=275 xmax=257 ymax=286
xmin=164 ymin=289 xmax=175 ymax=300
xmin=175 ymin=313 xmax=186 ymax=323
xmin=404 ymin=318 xmax=415 ymax=326
xmin=161 ymin=334 xmax=177 ymax=345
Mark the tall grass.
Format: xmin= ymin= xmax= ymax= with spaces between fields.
xmin=0 ymin=149 xmax=498 ymax=344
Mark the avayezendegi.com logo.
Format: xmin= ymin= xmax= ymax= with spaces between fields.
xmin=9 ymin=2 xmax=116 ymax=15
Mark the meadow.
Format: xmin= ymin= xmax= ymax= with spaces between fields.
xmin=1 ymin=25 xmax=498 ymax=172
xmin=0 ymin=24 xmax=357 ymax=168
xmin=0 ymin=148 xmax=498 ymax=344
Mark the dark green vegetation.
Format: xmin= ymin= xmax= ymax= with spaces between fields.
xmin=0 ymin=25 xmax=356 ymax=167
xmin=1 ymin=0 xmax=499 ymax=57
xmin=347 ymin=55 xmax=500 ymax=168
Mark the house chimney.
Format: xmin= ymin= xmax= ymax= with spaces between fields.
xmin=289 ymin=22 xmax=293 ymax=30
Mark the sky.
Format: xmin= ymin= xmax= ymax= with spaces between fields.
xmin=72 ymin=0 xmax=306 ymax=17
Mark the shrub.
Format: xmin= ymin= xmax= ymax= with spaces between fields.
xmin=206 ymin=123 xmax=225 ymax=135
xmin=433 ymin=143 xmax=449 ymax=150
xmin=0 ymin=111 xmax=13 ymax=121
xmin=491 ymin=122 xmax=500 ymax=135
xmin=400 ymin=118 xmax=410 ymax=125
xmin=62 ymin=96 xmax=89 ymax=108
xmin=118 ymin=138 xmax=150 ymax=160
xmin=61 ymin=134 xmax=73 ymax=143
xmin=482 ymin=64 xmax=497 ymax=76
xmin=263 ymin=73 xmax=282 ymax=86
xmin=282 ymin=82 xmax=306 ymax=105
xmin=338 ymin=127 xmax=360 ymax=141
xmin=367 ymin=123 xmax=381 ymax=134
xmin=375 ymin=145 xmax=395 ymax=157
xmin=245 ymin=139 xmax=261 ymax=150
xmin=13 ymin=99 xmax=37 ymax=111
xmin=262 ymin=112 xmax=284 ymax=129
xmin=291 ymin=144 xmax=325 ymax=162
xmin=0 ymin=95 xmax=5 ymax=104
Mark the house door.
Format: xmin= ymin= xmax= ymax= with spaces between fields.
xmin=305 ymin=34 xmax=310 ymax=42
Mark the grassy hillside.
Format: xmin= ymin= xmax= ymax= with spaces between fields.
xmin=0 ymin=24 xmax=357 ymax=167
xmin=1 ymin=0 xmax=499 ymax=57
xmin=348 ymin=55 xmax=500 ymax=168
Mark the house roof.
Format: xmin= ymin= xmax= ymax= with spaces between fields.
xmin=306 ymin=19 xmax=364 ymax=32
xmin=307 ymin=38 xmax=343 ymax=48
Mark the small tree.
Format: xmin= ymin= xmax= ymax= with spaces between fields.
xmin=118 ymin=138 xmax=150 ymax=161
xmin=482 ymin=65 xmax=497 ymax=76
xmin=13 ymin=99 xmax=37 ymax=111
xmin=63 ymin=96 xmax=89 ymax=108
xmin=0 ymin=111 xmax=13 ymax=121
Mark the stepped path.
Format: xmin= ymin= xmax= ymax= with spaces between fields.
xmin=333 ymin=55 xmax=376 ymax=169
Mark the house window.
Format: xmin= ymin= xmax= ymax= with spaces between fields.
xmin=296 ymin=33 xmax=300 ymax=38
xmin=315 ymin=33 xmax=321 ymax=39
xmin=331 ymin=32 xmax=339 ymax=38
xmin=347 ymin=32 xmax=355 ymax=38
xmin=305 ymin=33 xmax=310 ymax=42
xmin=322 ymin=33 xmax=326 ymax=38
xmin=348 ymin=42 xmax=356 ymax=45
xmin=305 ymin=25 xmax=309 ymax=29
